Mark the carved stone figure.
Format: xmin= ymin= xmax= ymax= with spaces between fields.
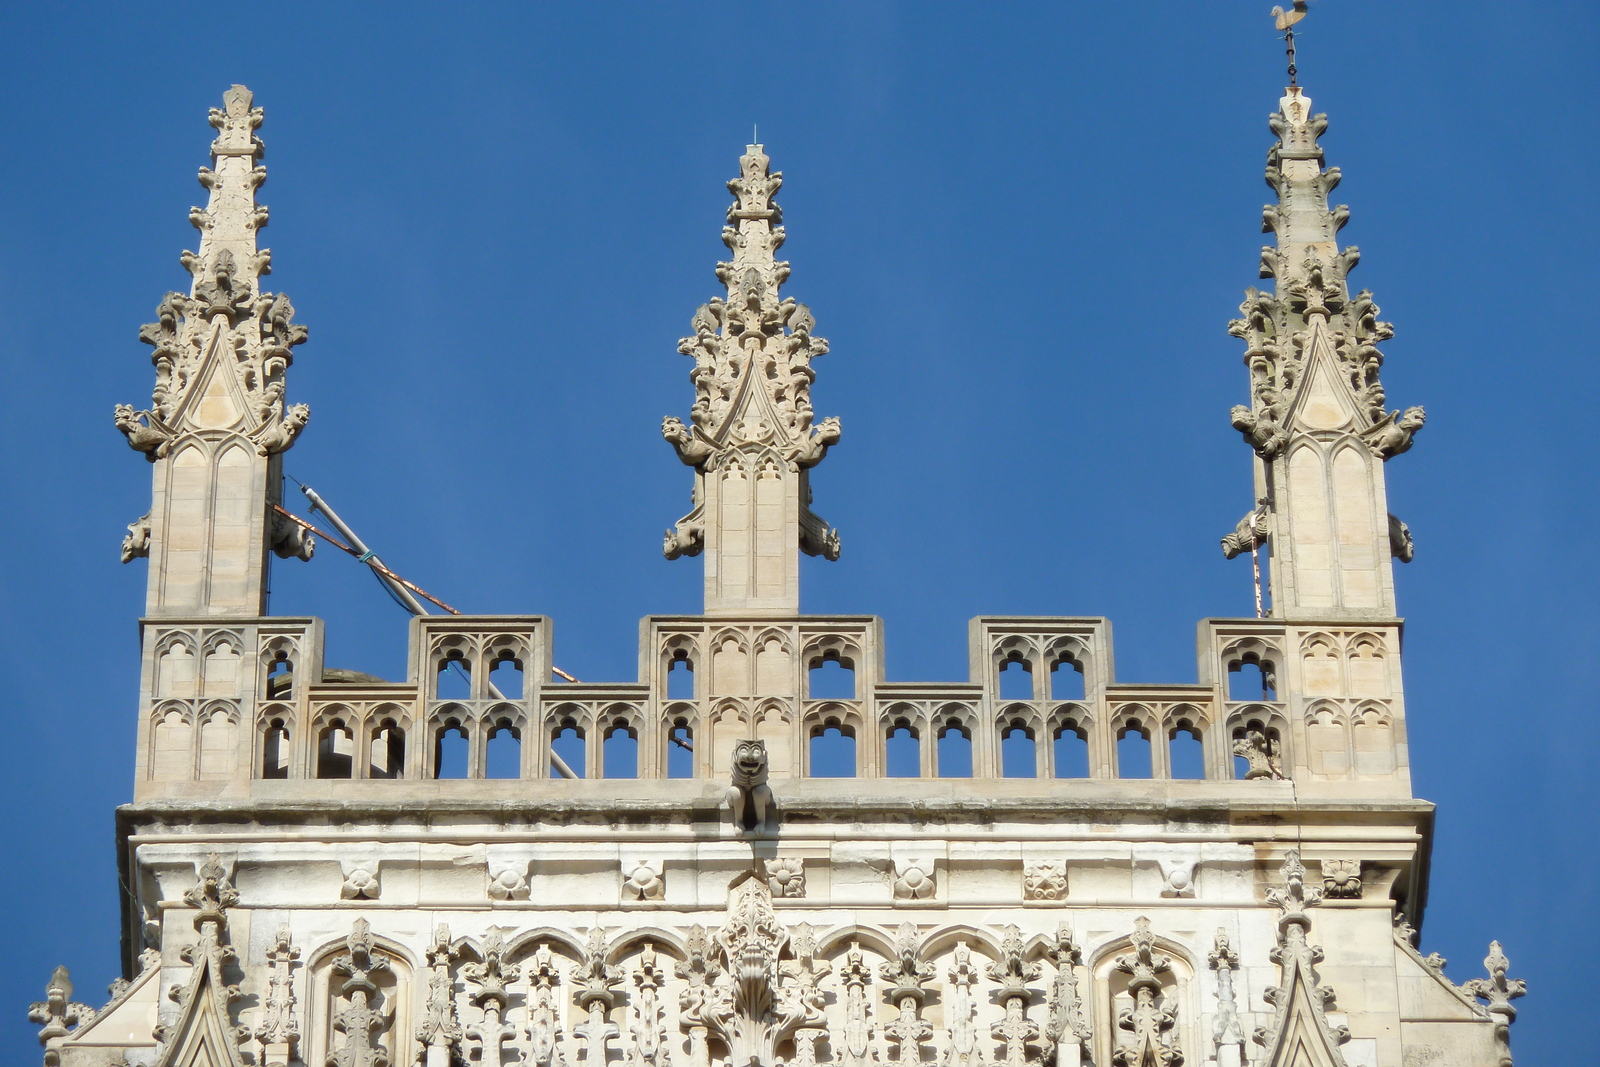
xmin=1220 ymin=501 xmax=1269 ymax=560
xmin=1232 ymin=726 xmax=1285 ymax=780
xmin=945 ymin=942 xmax=982 ymax=1067
xmin=121 ymin=511 xmax=152 ymax=564
xmin=1389 ymin=512 xmax=1416 ymax=563
xmin=838 ymin=942 xmax=876 ymax=1067
xmin=726 ymin=739 xmax=773 ymax=831
xmin=113 ymin=404 xmax=176 ymax=460
xmin=1229 ymin=402 xmax=1289 ymax=460
xmin=1364 ymin=406 xmax=1426 ymax=459
xmin=269 ymin=507 xmax=315 ymax=561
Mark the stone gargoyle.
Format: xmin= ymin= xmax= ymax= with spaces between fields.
xmin=1364 ymin=406 xmax=1426 ymax=459
xmin=726 ymin=739 xmax=774 ymax=832
xmin=113 ymin=404 xmax=176 ymax=460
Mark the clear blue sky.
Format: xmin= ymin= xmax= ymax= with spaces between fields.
xmin=1 ymin=3 xmax=1592 ymax=1062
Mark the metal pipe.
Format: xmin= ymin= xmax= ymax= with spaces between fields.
xmin=299 ymin=485 xmax=428 ymax=616
xmin=299 ymin=483 xmax=577 ymax=780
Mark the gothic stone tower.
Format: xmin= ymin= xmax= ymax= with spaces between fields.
xmin=31 ymin=78 xmax=1524 ymax=1067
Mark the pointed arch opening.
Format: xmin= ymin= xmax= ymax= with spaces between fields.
xmin=316 ymin=718 xmax=354 ymax=779
xmin=603 ymin=719 xmax=639 ymax=779
xmin=885 ymin=718 xmax=921 ymax=778
xmin=1000 ymin=718 xmax=1037 ymax=778
xmin=937 ymin=718 xmax=973 ymax=778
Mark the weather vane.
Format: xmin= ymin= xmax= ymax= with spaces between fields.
xmin=1271 ymin=1 xmax=1309 ymax=86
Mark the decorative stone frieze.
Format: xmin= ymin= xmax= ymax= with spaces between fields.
xmin=487 ymin=866 xmax=530 ymax=901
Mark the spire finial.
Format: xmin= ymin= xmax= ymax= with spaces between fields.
xmin=1271 ymin=2 xmax=1309 ymax=86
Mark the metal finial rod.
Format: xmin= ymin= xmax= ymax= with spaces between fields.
xmin=1271 ymin=2 xmax=1309 ymax=85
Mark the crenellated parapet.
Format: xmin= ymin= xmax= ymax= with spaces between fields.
xmin=1225 ymin=86 xmax=1423 ymax=619
xmin=664 ymin=145 xmax=840 ymax=615
xmin=117 ymin=85 xmax=313 ymax=616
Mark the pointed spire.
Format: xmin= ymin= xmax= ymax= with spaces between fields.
xmin=664 ymin=143 xmax=840 ymax=614
xmin=1224 ymin=79 xmax=1423 ymax=619
xmin=119 ymin=86 xmax=313 ymax=617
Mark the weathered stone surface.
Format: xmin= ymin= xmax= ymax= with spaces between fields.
xmin=41 ymin=63 xmax=1520 ymax=1067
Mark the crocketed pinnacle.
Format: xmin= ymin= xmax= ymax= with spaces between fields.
xmin=1227 ymin=85 xmax=1424 ymax=464
xmin=662 ymin=143 xmax=841 ymax=568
